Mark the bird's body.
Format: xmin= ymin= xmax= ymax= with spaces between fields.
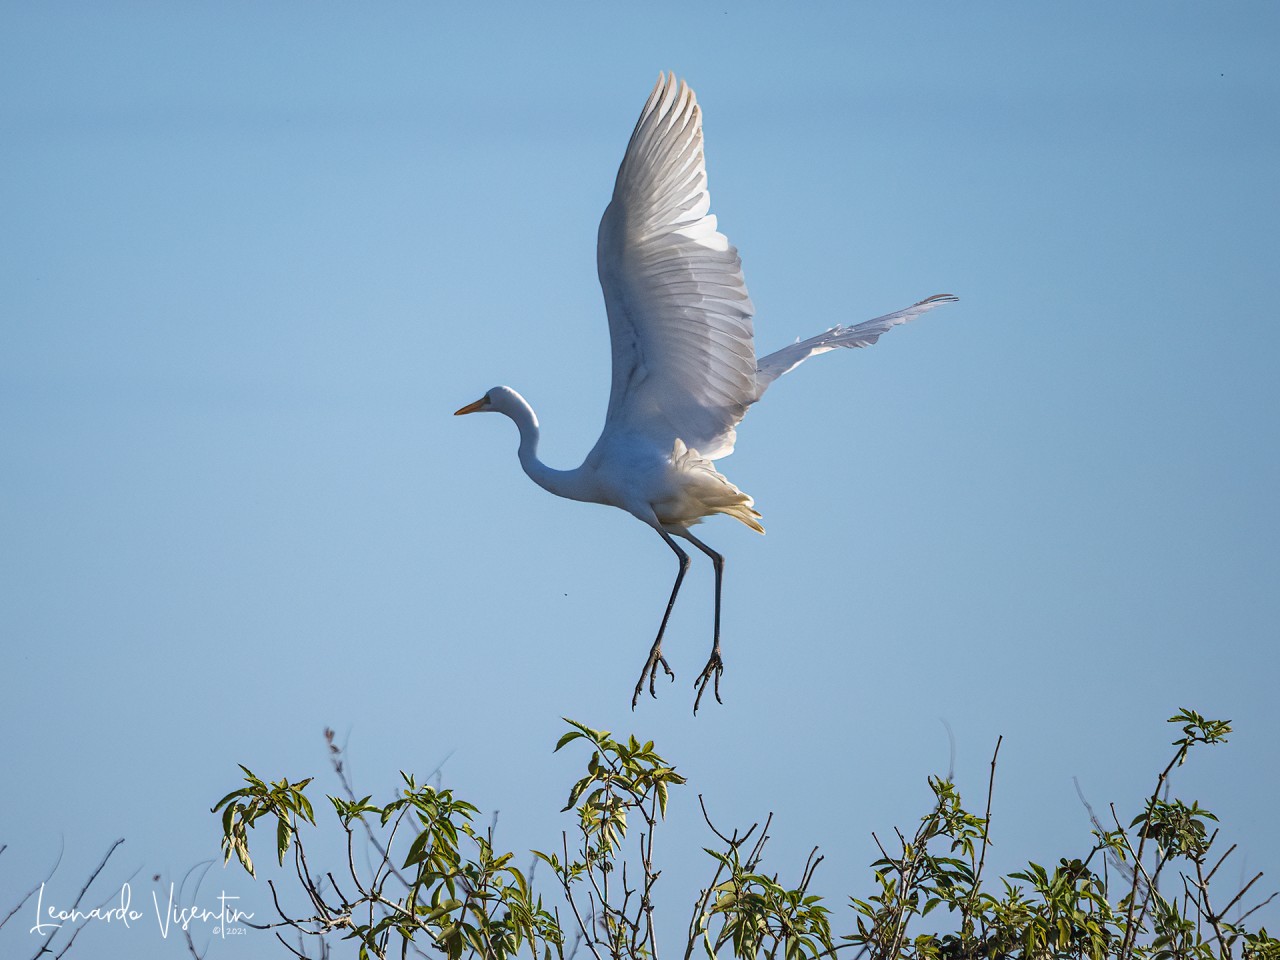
xmin=457 ymin=74 xmax=956 ymax=711
xmin=464 ymin=387 xmax=761 ymax=531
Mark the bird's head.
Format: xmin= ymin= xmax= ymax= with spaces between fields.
xmin=454 ymin=386 xmax=527 ymax=419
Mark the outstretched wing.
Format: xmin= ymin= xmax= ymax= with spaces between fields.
xmin=592 ymin=73 xmax=755 ymax=463
xmin=754 ymin=295 xmax=959 ymax=398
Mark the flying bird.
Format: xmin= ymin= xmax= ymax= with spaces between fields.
xmin=456 ymin=74 xmax=956 ymax=712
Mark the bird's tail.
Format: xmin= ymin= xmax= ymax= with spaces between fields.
xmin=671 ymin=439 xmax=765 ymax=534
xmin=718 ymin=500 xmax=765 ymax=535
xmin=753 ymin=294 xmax=958 ymax=399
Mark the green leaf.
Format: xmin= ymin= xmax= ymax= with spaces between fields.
xmin=220 ymin=802 xmax=236 ymax=837
xmin=403 ymin=829 xmax=433 ymax=868
xmin=276 ymin=817 xmax=291 ymax=865
xmin=554 ymin=730 xmax=583 ymax=752
xmin=211 ymin=788 xmax=247 ymax=813
xmin=234 ymin=837 xmax=254 ymax=878
xmin=295 ymin=791 xmax=315 ymax=824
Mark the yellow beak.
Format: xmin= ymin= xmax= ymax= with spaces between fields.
xmin=454 ymin=397 xmax=487 ymax=416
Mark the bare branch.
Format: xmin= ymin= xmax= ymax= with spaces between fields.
xmin=1219 ymin=871 xmax=1265 ymax=921
xmin=1206 ymin=843 xmax=1239 ymax=886
xmin=27 ymin=838 xmax=125 ymax=960
xmin=1234 ymin=890 xmax=1279 ymax=926
xmin=1 ymin=839 xmax=64 ymax=933
xmin=964 ymin=735 xmax=1002 ymax=923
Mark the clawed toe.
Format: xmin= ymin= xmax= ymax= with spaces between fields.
xmin=632 ymin=648 xmax=676 ymax=709
xmin=653 ymin=654 xmax=674 ymax=693
xmin=692 ymin=650 xmax=724 ymax=715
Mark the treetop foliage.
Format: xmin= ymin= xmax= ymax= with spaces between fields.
xmin=213 ymin=709 xmax=1277 ymax=960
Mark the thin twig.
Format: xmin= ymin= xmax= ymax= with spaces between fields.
xmin=1120 ymin=744 xmax=1186 ymax=958
xmin=53 ymin=865 xmax=142 ymax=960
xmin=560 ymin=832 xmax=605 ymax=960
xmin=1206 ymin=843 xmax=1238 ymax=886
xmin=1219 ymin=871 xmax=1265 ymax=920
xmin=699 ymin=794 xmax=757 ymax=850
xmin=963 ymin=735 xmax=1002 ymax=925
xmin=1234 ymin=890 xmax=1279 ymax=925
xmin=1193 ymin=854 xmax=1230 ymax=954
xmin=27 ymin=838 xmax=125 ymax=960
xmin=0 ymin=839 xmax=64 ymax=933
xmin=274 ymin=930 xmax=310 ymax=959
xmin=746 ymin=813 xmax=774 ymax=872
xmin=870 ymin=832 xmax=891 ymax=863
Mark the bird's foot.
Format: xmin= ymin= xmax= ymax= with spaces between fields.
xmin=631 ymin=647 xmax=675 ymax=709
xmin=692 ymin=648 xmax=724 ymax=715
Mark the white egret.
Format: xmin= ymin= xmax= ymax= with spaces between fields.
xmin=456 ymin=73 xmax=956 ymax=712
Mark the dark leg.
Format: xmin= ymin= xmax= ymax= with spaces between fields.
xmin=632 ymin=529 xmax=688 ymax=708
xmin=682 ymin=531 xmax=725 ymax=714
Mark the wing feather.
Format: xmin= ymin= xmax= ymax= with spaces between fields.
xmin=592 ymin=73 xmax=756 ymax=462
xmin=753 ymin=294 xmax=959 ymax=398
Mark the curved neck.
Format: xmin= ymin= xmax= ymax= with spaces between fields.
xmin=502 ymin=395 xmax=592 ymax=503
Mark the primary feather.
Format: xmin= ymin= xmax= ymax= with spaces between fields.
xmin=592 ymin=74 xmax=756 ymax=464
xmin=753 ymin=293 xmax=960 ymax=398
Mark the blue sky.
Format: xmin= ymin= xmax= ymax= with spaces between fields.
xmin=3 ymin=3 xmax=1278 ymax=957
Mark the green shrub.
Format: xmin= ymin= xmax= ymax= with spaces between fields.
xmin=215 ymin=710 xmax=1277 ymax=960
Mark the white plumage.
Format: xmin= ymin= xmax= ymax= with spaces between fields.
xmin=456 ymin=74 xmax=957 ymax=712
